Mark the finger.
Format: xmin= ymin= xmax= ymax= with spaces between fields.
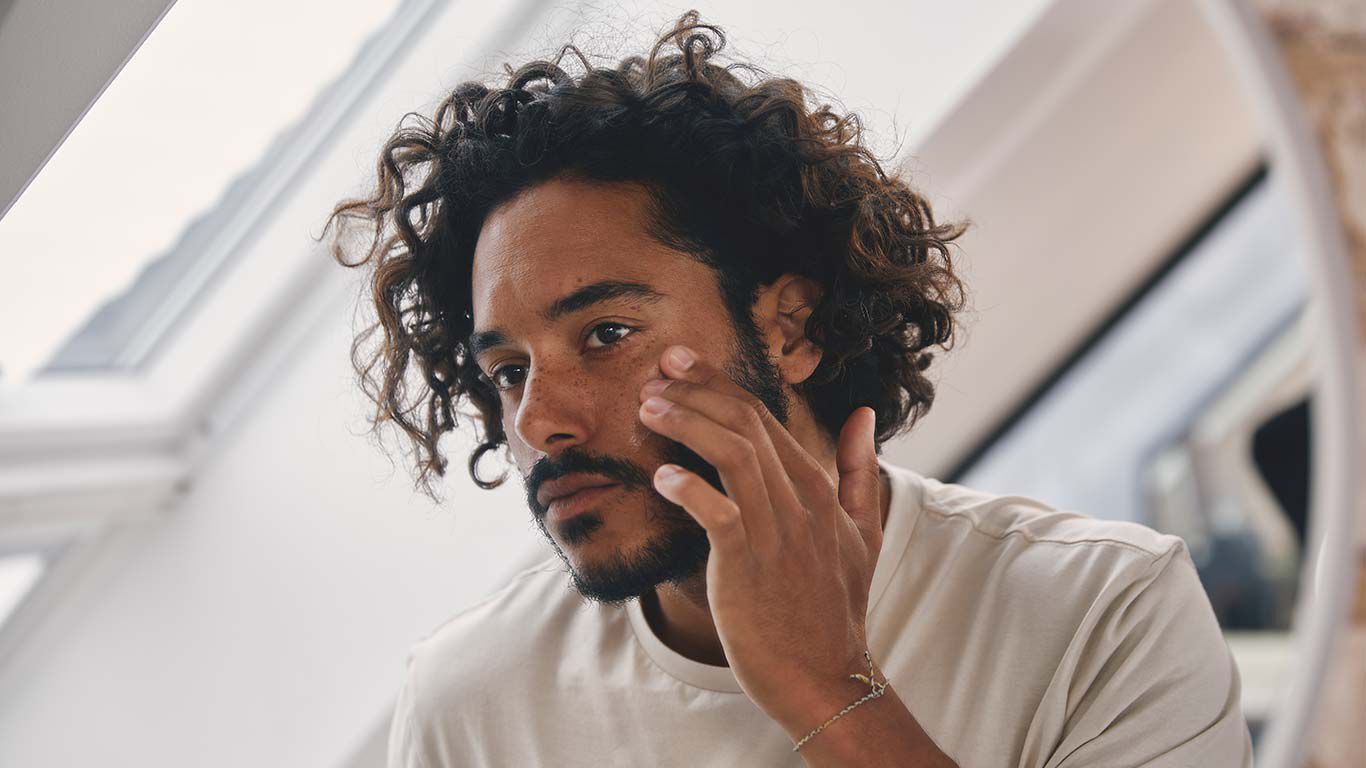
xmin=653 ymin=465 xmax=748 ymax=559
xmin=639 ymin=395 xmax=781 ymax=558
xmin=837 ymin=406 xmax=883 ymax=550
xmin=640 ymin=376 xmax=806 ymax=543
xmin=659 ymin=345 xmax=839 ymax=522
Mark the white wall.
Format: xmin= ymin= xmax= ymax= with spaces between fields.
xmin=0 ymin=276 xmax=549 ymax=766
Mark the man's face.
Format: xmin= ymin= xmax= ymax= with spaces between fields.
xmin=469 ymin=177 xmax=790 ymax=605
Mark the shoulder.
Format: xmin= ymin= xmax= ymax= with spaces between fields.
xmin=401 ymin=558 xmax=586 ymax=713
xmin=903 ymin=468 xmax=1187 ymax=587
xmin=880 ymin=463 xmax=1202 ymax=637
xmin=896 ymin=480 xmax=1254 ymax=764
xmin=418 ymin=556 xmax=572 ymax=650
xmin=913 ymin=472 xmax=1182 ymax=561
xmin=387 ymin=559 xmax=577 ymax=766
xmin=884 ymin=468 xmax=1250 ymax=756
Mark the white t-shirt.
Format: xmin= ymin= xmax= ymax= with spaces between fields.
xmin=388 ymin=458 xmax=1253 ymax=767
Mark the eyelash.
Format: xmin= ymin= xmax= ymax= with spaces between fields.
xmin=485 ymin=321 xmax=638 ymax=392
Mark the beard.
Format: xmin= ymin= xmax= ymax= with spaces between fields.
xmin=522 ymin=310 xmax=791 ymax=606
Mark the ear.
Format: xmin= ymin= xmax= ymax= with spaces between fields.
xmin=755 ymin=273 xmax=825 ymax=385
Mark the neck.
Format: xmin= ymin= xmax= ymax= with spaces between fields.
xmin=641 ymin=464 xmax=891 ymax=668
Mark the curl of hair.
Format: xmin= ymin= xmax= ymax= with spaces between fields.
xmin=323 ymin=10 xmax=969 ymax=500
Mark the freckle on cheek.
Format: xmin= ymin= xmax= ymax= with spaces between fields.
xmin=627 ymin=431 xmax=645 ymax=452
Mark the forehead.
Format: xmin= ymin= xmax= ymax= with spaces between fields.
xmin=470 ymin=178 xmax=705 ymax=327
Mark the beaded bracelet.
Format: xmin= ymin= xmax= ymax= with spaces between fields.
xmin=792 ymin=650 xmax=889 ymax=752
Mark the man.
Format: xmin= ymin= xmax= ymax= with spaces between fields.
xmin=327 ymin=11 xmax=1253 ymax=767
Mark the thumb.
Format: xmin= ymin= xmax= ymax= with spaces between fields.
xmin=836 ymin=406 xmax=882 ymax=541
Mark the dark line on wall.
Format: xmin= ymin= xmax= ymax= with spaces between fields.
xmin=944 ymin=159 xmax=1271 ymax=483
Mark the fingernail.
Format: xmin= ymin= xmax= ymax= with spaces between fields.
xmin=642 ymin=397 xmax=672 ymax=415
xmin=641 ymin=378 xmax=671 ymax=397
xmin=668 ymin=346 xmax=695 ymax=370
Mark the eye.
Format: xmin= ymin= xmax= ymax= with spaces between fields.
xmin=581 ymin=319 xmax=633 ymax=349
xmin=489 ymin=363 xmax=524 ymax=390
xmin=483 ymin=322 xmax=636 ymax=393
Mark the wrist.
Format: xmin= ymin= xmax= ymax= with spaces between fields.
xmin=773 ymin=647 xmax=887 ymax=742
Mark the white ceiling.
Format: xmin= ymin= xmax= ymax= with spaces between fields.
xmin=0 ymin=0 xmax=176 ymax=220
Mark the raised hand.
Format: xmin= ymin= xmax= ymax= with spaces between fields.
xmin=638 ymin=344 xmax=885 ymax=735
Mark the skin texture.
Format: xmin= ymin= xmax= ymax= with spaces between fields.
xmin=470 ymin=176 xmax=955 ymax=766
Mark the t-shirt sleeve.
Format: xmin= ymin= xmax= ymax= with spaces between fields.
xmin=387 ymin=651 xmax=430 ymax=768
xmin=1042 ymin=541 xmax=1254 ymax=767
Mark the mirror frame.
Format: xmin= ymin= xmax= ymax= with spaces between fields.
xmin=1198 ymin=1 xmax=1362 ymax=765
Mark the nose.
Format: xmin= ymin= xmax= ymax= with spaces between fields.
xmin=512 ymin=359 xmax=593 ymax=454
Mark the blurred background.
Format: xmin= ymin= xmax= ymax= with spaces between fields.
xmin=0 ymin=0 xmax=1349 ymax=765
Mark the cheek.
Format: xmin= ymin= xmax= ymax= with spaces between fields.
xmin=619 ymin=359 xmax=667 ymax=451
xmin=619 ymin=381 xmax=653 ymax=447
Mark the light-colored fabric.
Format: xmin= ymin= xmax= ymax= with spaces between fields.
xmin=387 ymin=458 xmax=1253 ymax=767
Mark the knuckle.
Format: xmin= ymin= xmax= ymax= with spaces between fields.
xmin=714 ymin=500 xmax=743 ymax=529
xmin=719 ymin=433 xmax=756 ymax=468
xmin=738 ymin=401 xmax=766 ymax=433
xmin=743 ymin=394 xmax=771 ymax=424
xmin=718 ymin=396 xmax=762 ymax=437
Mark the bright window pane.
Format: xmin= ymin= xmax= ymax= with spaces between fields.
xmin=0 ymin=0 xmax=402 ymax=383
xmin=0 ymin=553 xmax=45 ymax=628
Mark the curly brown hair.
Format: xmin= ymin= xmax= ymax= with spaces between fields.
xmin=324 ymin=10 xmax=969 ymax=499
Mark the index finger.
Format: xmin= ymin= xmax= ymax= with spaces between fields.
xmin=661 ymin=345 xmax=839 ymax=512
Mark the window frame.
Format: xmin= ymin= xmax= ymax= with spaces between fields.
xmin=0 ymin=0 xmax=557 ymax=663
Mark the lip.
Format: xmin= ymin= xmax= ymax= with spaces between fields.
xmin=538 ymin=474 xmax=621 ymax=508
xmin=547 ymin=483 xmax=622 ymax=522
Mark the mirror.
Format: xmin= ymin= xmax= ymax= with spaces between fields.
xmin=0 ymin=0 xmax=1355 ymax=766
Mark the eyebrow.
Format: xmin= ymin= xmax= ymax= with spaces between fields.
xmin=468 ymin=280 xmax=667 ymax=363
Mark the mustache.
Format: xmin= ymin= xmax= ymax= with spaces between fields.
xmin=524 ymin=451 xmax=646 ymax=516
xmin=524 ymin=438 xmax=725 ymax=518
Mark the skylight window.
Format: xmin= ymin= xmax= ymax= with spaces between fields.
xmin=0 ymin=553 xmax=45 ymax=629
xmin=0 ymin=0 xmax=402 ymax=383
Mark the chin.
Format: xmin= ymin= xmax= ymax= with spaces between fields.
xmin=556 ymin=519 xmax=711 ymax=606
